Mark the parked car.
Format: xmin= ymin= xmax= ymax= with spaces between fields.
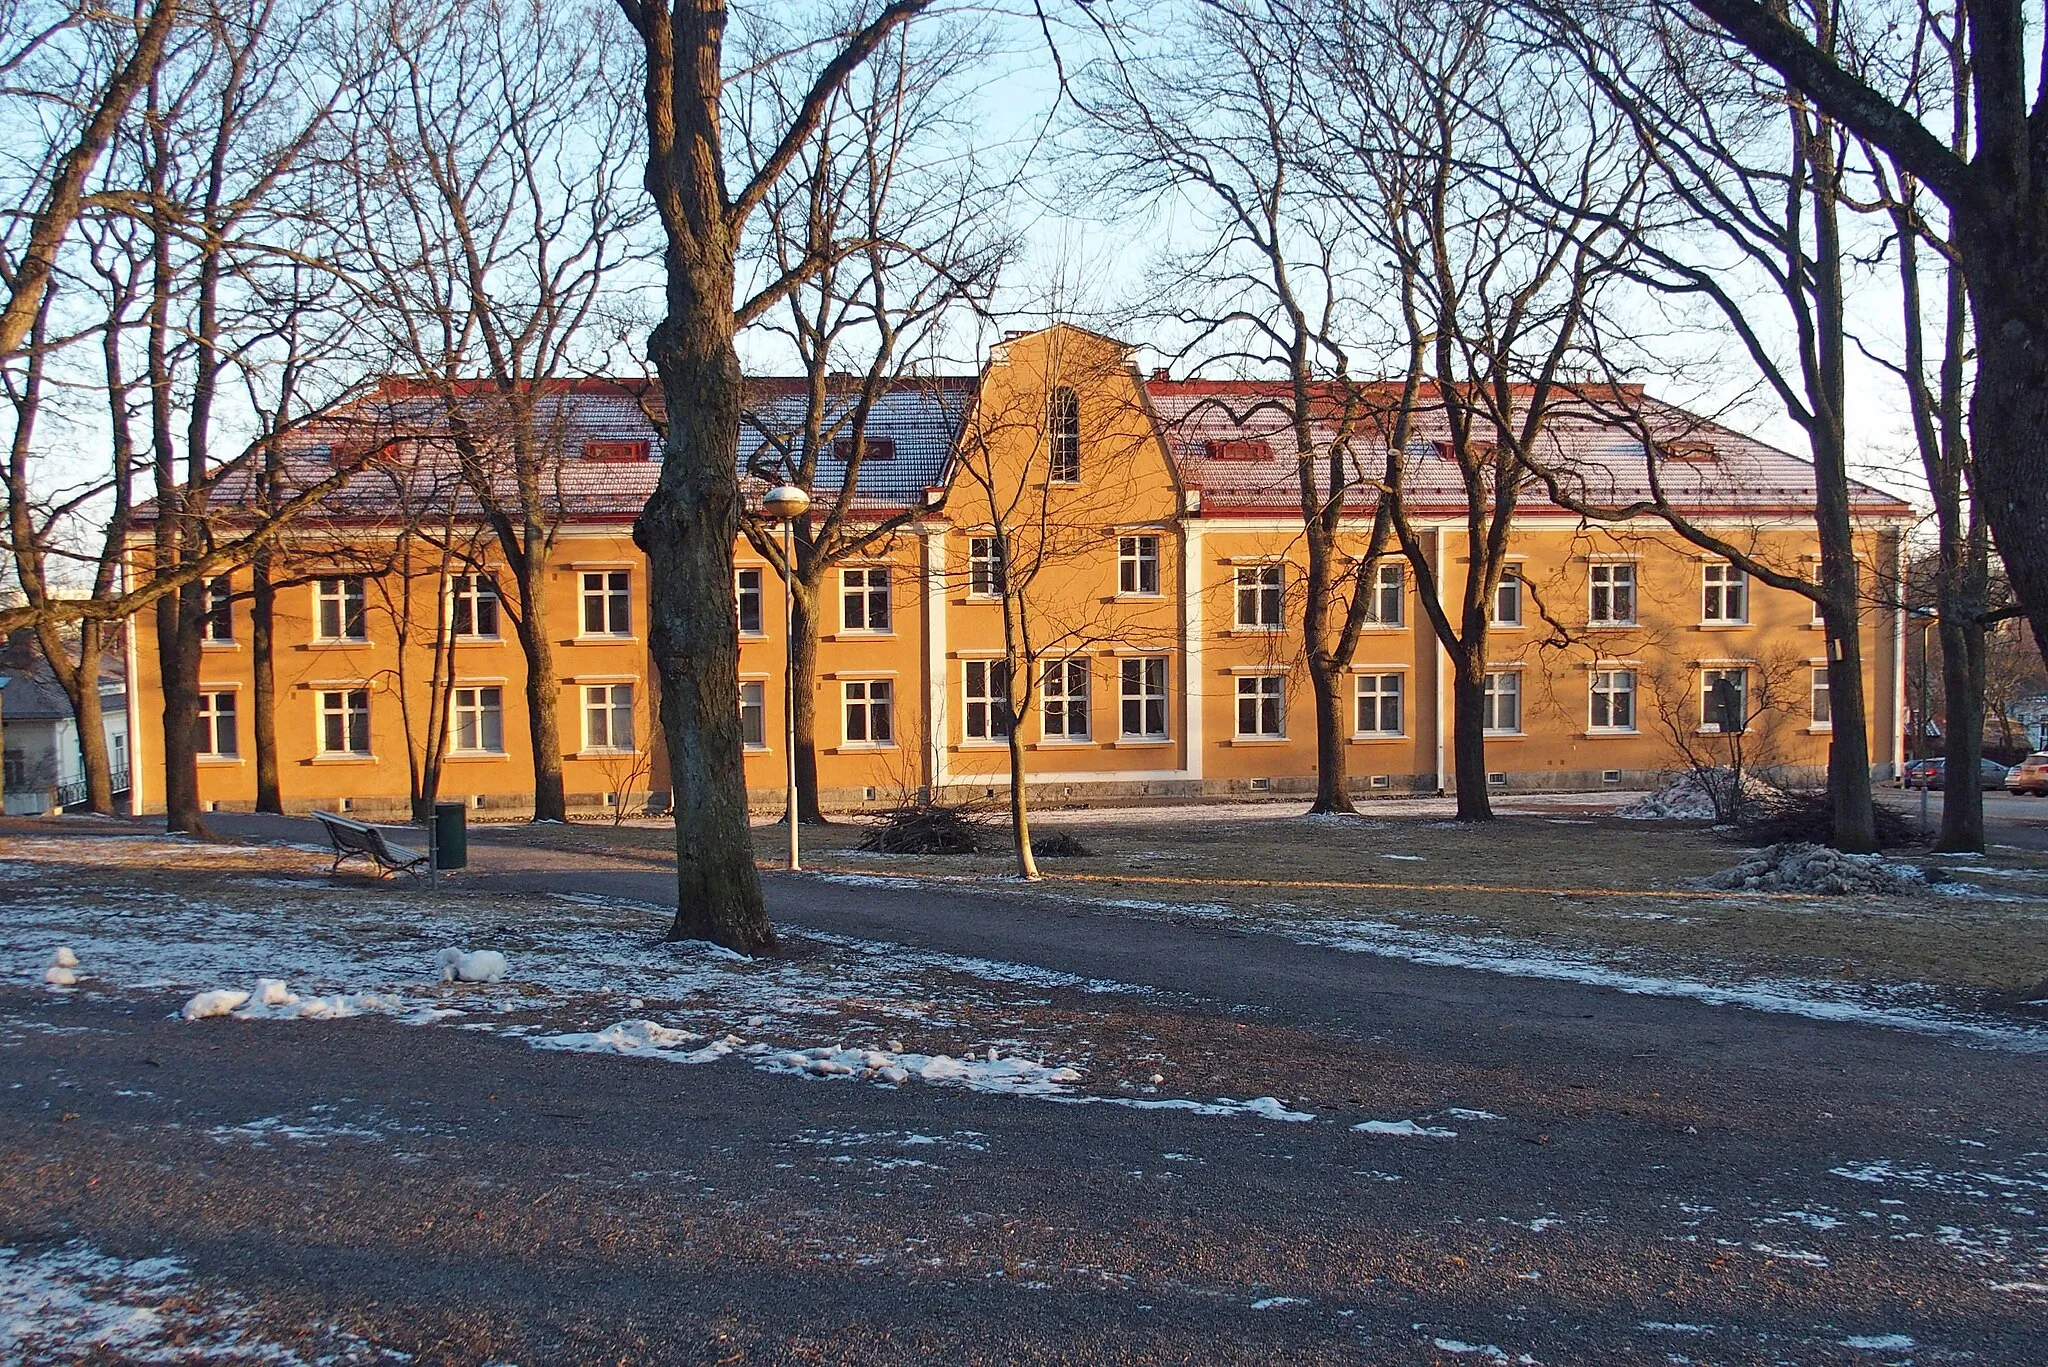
xmin=2007 ymin=753 xmax=2048 ymax=796
xmin=1901 ymin=757 xmax=2014 ymax=791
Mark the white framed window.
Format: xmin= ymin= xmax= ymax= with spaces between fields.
xmin=201 ymin=575 xmax=234 ymax=643
xmin=1364 ymin=561 xmax=1404 ymax=625
xmin=1118 ymin=535 xmax=1160 ymax=596
xmin=1048 ymin=387 xmax=1080 ymax=483
xmin=317 ymin=689 xmax=370 ymax=756
xmin=449 ymin=574 xmax=499 ymax=639
xmin=450 ymin=685 xmax=504 ymax=753
xmin=964 ymin=660 xmax=1011 ymax=742
xmin=1354 ymin=673 xmax=1403 ymax=736
xmin=1235 ymin=674 xmax=1285 ymax=738
xmin=843 ymin=678 xmax=894 ymax=746
xmin=1493 ymin=571 xmax=1523 ymax=627
xmin=739 ymin=680 xmax=767 ymax=749
xmin=581 ymin=571 xmax=631 ymax=636
xmin=1702 ymin=563 xmax=1748 ymax=623
xmin=1700 ymin=666 xmax=1748 ymax=733
xmin=1119 ymin=657 xmax=1168 ymax=739
xmin=195 ymin=691 xmax=238 ymax=757
xmin=583 ymin=683 xmax=635 ymax=751
xmin=1588 ymin=563 xmax=1635 ymax=625
xmin=1482 ymin=671 xmax=1521 ymax=734
xmin=1235 ymin=564 xmax=1283 ymax=629
xmin=1589 ymin=669 xmax=1635 ymax=731
xmin=314 ymin=576 xmax=367 ymax=642
xmin=841 ymin=566 xmax=892 ymax=632
xmin=1810 ymin=666 xmax=1832 ymax=727
xmin=1041 ymin=657 xmax=1090 ymax=739
xmin=736 ymin=568 xmax=764 ymax=636
xmin=967 ymin=537 xmax=1005 ymax=597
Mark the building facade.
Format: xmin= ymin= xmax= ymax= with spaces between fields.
xmin=126 ymin=325 xmax=1912 ymax=818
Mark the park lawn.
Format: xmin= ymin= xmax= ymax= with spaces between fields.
xmin=500 ymin=805 xmax=2048 ymax=1001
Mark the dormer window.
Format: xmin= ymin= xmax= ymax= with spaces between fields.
xmin=582 ymin=439 xmax=650 ymax=461
xmin=1205 ymin=438 xmax=1272 ymax=461
xmin=1656 ymin=440 xmax=1717 ymax=462
xmin=832 ymin=436 xmax=895 ymax=462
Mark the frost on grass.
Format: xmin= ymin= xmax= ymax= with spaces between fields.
xmin=0 ymin=1239 xmax=387 ymax=1364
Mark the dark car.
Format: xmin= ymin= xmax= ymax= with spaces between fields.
xmin=1901 ymin=757 xmax=2013 ymax=791
xmin=2007 ymin=753 xmax=2048 ymax=796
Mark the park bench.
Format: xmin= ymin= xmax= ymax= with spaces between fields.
xmin=311 ymin=811 xmax=428 ymax=879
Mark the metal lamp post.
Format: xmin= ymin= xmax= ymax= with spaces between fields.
xmin=763 ymin=484 xmax=812 ymax=871
xmin=1911 ymin=606 xmax=1937 ymax=835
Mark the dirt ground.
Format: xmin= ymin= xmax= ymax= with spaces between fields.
xmin=503 ymin=803 xmax=2048 ymax=1001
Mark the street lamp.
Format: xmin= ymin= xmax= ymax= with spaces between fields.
xmin=763 ymin=484 xmax=812 ymax=871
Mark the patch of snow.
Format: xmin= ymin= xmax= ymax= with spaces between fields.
xmin=1249 ymin=1296 xmax=1308 ymax=1310
xmin=180 ymin=988 xmax=249 ymax=1020
xmin=1444 ymin=1108 xmax=1504 ymax=1121
xmin=49 ymin=946 xmax=77 ymax=968
xmin=1354 ymin=1119 xmax=1457 ymax=1138
xmin=1841 ymin=1334 xmax=1915 ymax=1350
xmin=1429 ymin=1340 xmax=1510 ymax=1362
xmin=435 ymin=947 xmax=508 ymax=982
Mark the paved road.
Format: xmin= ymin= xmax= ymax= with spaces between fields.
xmin=3 ymin=818 xmax=2044 ymax=1364
xmin=1875 ymin=786 xmax=2048 ymax=852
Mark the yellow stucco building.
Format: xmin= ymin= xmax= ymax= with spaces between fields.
xmin=126 ymin=325 xmax=1912 ymax=818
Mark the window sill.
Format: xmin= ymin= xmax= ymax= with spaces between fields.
xmin=300 ymin=639 xmax=371 ymax=650
xmin=310 ymin=753 xmax=377 ymax=765
xmin=1228 ymin=736 xmax=1290 ymax=746
xmin=1585 ymin=621 xmax=1638 ymax=630
xmin=828 ymin=631 xmax=899 ymax=641
xmin=743 ymin=743 xmax=772 ymax=753
xmin=1695 ymin=621 xmax=1750 ymax=630
xmin=1111 ymin=737 xmax=1171 ymax=748
xmin=1806 ymin=724 xmax=1834 ymax=734
xmin=1114 ymin=592 xmax=1165 ymax=602
xmin=1482 ymin=731 xmax=1526 ymax=740
xmin=1229 ymin=626 xmax=1285 ymax=636
xmin=449 ymin=635 xmax=504 ymax=646
xmin=828 ymin=744 xmax=898 ymax=754
xmin=738 ymin=632 xmax=768 ymax=642
xmin=1490 ymin=622 xmax=1525 ymax=632
xmin=569 ymin=634 xmax=637 ymax=645
xmin=1581 ymin=729 xmax=1640 ymax=738
xmin=1358 ymin=622 xmax=1405 ymax=632
xmin=196 ymin=755 xmax=244 ymax=766
xmin=572 ymin=748 xmax=640 ymax=760
xmin=1029 ymin=738 xmax=1095 ymax=749
xmin=1694 ymin=728 xmax=1749 ymax=737
xmin=958 ymin=740 xmax=1011 ymax=750
xmin=446 ymin=751 xmax=512 ymax=762
xmin=1349 ymin=732 xmax=1407 ymax=743
xmin=200 ymin=640 xmax=240 ymax=651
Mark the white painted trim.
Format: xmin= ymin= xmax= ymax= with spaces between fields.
xmin=923 ymin=528 xmax=948 ymax=791
xmin=122 ymin=574 xmax=143 ymax=817
xmin=1432 ymin=525 xmax=1448 ymax=792
xmin=1181 ymin=518 xmax=1203 ymax=780
xmin=1890 ymin=528 xmax=1907 ymax=774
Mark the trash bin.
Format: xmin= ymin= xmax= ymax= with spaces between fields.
xmin=432 ymin=801 xmax=467 ymax=871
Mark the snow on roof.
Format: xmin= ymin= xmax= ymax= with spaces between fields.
xmin=1145 ymin=378 xmax=1913 ymax=518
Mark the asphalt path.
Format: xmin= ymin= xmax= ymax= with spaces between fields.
xmin=3 ymin=816 xmax=2044 ymax=1364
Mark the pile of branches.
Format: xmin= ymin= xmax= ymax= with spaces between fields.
xmin=857 ymin=799 xmax=989 ymax=855
xmin=1029 ymin=830 xmax=1094 ymax=859
xmin=1727 ymin=789 xmax=1919 ymax=850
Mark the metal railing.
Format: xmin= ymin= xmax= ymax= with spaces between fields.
xmin=56 ymin=766 xmax=130 ymax=811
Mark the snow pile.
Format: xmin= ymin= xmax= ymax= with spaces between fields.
xmin=435 ymin=947 xmax=507 ymax=982
xmin=42 ymin=945 xmax=78 ymax=987
xmin=1617 ymin=768 xmax=1782 ymax=820
xmin=180 ymin=988 xmax=249 ymax=1020
xmin=1698 ymin=843 xmax=1929 ymax=896
xmin=533 ymin=1019 xmax=745 ymax=1065
xmin=1354 ymin=1118 xmax=1458 ymax=1138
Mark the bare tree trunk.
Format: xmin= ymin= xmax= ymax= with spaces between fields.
xmin=638 ymin=310 xmax=772 ymax=951
xmin=1004 ymin=723 xmax=1039 ymax=879
xmin=788 ymin=575 xmax=828 ymax=824
xmin=67 ymin=627 xmax=113 ymax=814
xmin=512 ymin=585 xmax=565 ymax=822
xmin=1307 ymin=657 xmax=1351 ymax=813
xmin=156 ymin=588 xmax=204 ymax=833
xmin=251 ymin=550 xmax=281 ymax=813
xmin=1449 ymin=646 xmax=1493 ymax=822
xmin=1962 ymin=255 xmax=2048 ymax=669
xmin=1818 ymin=597 xmax=1877 ymax=850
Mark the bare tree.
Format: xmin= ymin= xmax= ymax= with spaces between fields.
xmin=341 ymin=0 xmax=647 ymax=825
xmin=732 ymin=11 xmax=1008 ymax=825
xmin=1679 ymin=0 xmax=2048 ymax=674
xmin=1518 ymin=1 xmax=1888 ymax=850
xmin=1076 ymin=0 xmax=1404 ymax=815
xmin=611 ymin=0 xmax=939 ymax=951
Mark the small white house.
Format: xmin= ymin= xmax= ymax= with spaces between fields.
xmin=1 ymin=667 xmax=129 ymax=815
